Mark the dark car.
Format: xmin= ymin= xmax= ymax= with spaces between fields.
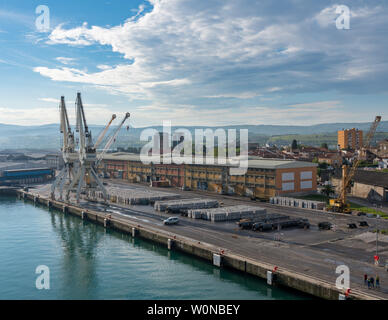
xmin=252 ymin=222 xmax=273 ymax=231
xmin=318 ymin=222 xmax=332 ymax=230
xmin=238 ymin=219 xmax=254 ymax=230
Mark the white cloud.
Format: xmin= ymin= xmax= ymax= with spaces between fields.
xmin=39 ymin=97 xmax=60 ymax=103
xmin=31 ymin=0 xmax=388 ymax=126
xmin=0 ymin=106 xmax=127 ymax=126
xmin=38 ymin=97 xmax=109 ymax=108
xmin=56 ymin=57 xmax=77 ymax=65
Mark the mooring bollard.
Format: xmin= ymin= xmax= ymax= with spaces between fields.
xmin=267 ymin=271 xmax=273 ymax=285
xmin=213 ymin=253 xmax=222 ymax=267
xmin=132 ymin=227 xmax=137 ymax=237
xmin=81 ymin=211 xmax=87 ymax=220
xmin=168 ymin=238 xmax=174 ymax=250
xmin=104 ymin=218 xmax=109 ymax=228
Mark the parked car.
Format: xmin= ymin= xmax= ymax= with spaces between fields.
xmin=238 ymin=219 xmax=254 ymax=229
xmin=318 ymin=222 xmax=332 ymax=230
xmin=252 ymin=222 xmax=273 ymax=231
xmin=359 ymin=221 xmax=369 ymax=227
xmin=163 ymin=217 xmax=179 ymax=225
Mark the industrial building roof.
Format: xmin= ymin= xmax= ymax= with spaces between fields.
xmin=102 ymin=153 xmax=317 ymax=170
xmin=353 ymin=170 xmax=388 ymax=188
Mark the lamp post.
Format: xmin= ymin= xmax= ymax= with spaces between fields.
xmin=374 ymin=202 xmax=382 ymax=266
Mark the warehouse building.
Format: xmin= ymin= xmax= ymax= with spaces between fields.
xmin=101 ymin=153 xmax=317 ymax=199
xmin=0 ymin=167 xmax=54 ymax=185
xmin=332 ymin=170 xmax=388 ymax=203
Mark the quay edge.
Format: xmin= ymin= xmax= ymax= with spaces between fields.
xmin=10 ymin=188 xmax=383 ymax=301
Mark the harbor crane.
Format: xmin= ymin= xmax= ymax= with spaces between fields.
xmin=329 ymin=116 xmax=381 ymax=213
xmin=50 ymin=96 xmax=78 ymax=200
xmin=51 ymin=93 xmax=130 ymax=203
xmin=63 ymin=92 xmax=130 ymax=203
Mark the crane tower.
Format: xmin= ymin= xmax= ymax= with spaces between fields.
xmin=51 ymin=92 xmax=130 ymax=203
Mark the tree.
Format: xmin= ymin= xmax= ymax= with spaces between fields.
xmin=321 ymin=184 xmax=335 ymax=202
xmin=291 ymin=139 xmax=298 ymax=150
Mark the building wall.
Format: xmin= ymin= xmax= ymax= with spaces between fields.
xmin=317 ymin=154 xmax=342 ymax=167
xmin=351 ymin=182 xmax=387 ymax=202
xmin=102 ymin=159 xmax=316 ymax=199
xmin=332 ymin=177 xmax=388 ymax=203
xmin=275 ymin=167 xmax=317 ymax=195
xmin=338 ymin=129 xmax=363 ymax=150
xmin=105 ymin=160 xmax=127 ymax=180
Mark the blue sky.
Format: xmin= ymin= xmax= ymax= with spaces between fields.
xmin=0 ymin=0 xmax=387 ymax=127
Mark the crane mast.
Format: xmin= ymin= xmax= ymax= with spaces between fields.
xmin=63 ymin=92 xmax=130 ymax=203
xmin=330 ymin=116 xmax=381 ymax=213
xmin=51 ymin=96 xmax=77 ymax=200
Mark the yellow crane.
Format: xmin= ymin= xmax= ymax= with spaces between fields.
xmin=329 ymin=116 xmax=381 ymax=213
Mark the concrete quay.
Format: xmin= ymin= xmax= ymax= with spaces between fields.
xmin=13 ymin=187 xmax=385 ymax=301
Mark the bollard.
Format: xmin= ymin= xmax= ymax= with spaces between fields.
xmin=338 ymin=293 xmax=346 ymax=300
xmin=104 ymin=218 xmax=110 ymax=228
xmin=81 ymin=211 xmax=87 ymax=220
xmin=213 ymin=253 xmax=222 ymax=267
xmin=267 ymin=271 xmax=273 ymax=285
xmin=167 ymin=238 xmax=174 ymax=250
xmin=132 ymin=227 xmax=137 ymax=237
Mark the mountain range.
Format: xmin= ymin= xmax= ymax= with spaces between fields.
xmin=0 ymin=121 xmax=387 ymax=151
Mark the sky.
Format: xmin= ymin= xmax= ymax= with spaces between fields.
xmin=0 ymin=0 xmax=387 ymax=127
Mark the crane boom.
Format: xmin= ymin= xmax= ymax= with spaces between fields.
xmin=94 ymin=114 xmax=117 ymax=149
xmin=342 ymin=116 xmax=381 ymax=190
xmin=330 ymin=116 xmax=381 ymax=212
xmin=96 ymin=112 xmax=130 ymax=165
xmin=51 ymin=96 xmax=76 ymax=200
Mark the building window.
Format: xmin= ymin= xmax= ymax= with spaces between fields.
xmin=300 ymin=180 xmax=313 ymax=189
xmin=300 ymin=171 xmax=312 ymax=180
xmin=282 ymin=172 xmax=294 ymax=181
xmin=282 ymin=182 xmax=294 ymax=191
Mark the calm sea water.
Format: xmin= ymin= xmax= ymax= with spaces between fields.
xmin=0 ymin=196 xmax=309 ymax=300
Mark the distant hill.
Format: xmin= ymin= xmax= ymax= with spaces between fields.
xmin=0 ymin=121 xmax=387 ymax=151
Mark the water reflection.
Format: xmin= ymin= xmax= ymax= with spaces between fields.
xmin=49 ymin=210 xmax=103 ymax=299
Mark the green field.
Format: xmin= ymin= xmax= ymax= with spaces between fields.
xmin=295 ymin=195 xmax=388 ymax=219
xmin=349 ymin=202 xmax=388 ymax=219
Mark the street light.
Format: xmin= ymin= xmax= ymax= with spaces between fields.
xmin=373 ymin=202 xmax=382 ymax=266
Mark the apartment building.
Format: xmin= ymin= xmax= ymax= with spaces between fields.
xmin=338 ymin=128 xmax=363 ymax=150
